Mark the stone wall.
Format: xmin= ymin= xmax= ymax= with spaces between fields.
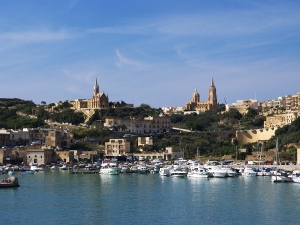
xmin=236 ymin=127 xmax=278 ymax=145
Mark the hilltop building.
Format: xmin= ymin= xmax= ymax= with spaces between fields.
xmin=226 ymin=99 xmax=260 ymax=114
xmin=104 ymin=114 xmax=171 ymax=135
xmin=184 ymin=78 xmax=218 ymax=113
xmin=264 ymin=112 xmax=299 ymax=128
xmin=71 ymin=79 xmax=109 ymax=110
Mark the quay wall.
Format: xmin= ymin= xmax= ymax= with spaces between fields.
xmin=231 ymin=165 xmax=300 ymax=171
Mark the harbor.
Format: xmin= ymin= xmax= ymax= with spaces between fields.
xmin=1 ymin=168 xmax=300 ymax=225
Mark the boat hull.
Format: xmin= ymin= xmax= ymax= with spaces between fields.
xmin=188 ymin=173 xmax=208 ymax=178
xmin=99 ymin=168 xmax=121 ymax=175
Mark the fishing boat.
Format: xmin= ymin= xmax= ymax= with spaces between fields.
xmin=0 ymin=176 xmax=20 ymax=188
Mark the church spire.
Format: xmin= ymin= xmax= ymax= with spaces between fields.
xmin=93 ymin=78 xmax=99 ymax=96
xmin=211 ymin=77 xmax=215 ymax=87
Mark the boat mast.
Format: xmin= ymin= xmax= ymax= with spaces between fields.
xmin=275 ymin=137 xmax=279 ymax=164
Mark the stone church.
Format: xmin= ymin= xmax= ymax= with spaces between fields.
xmin=184 ymin=78 xmax=218 ymax=112
xmin=72 ymin=79 xmax=109 ymax=109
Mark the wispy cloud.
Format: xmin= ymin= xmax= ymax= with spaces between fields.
xmin=87 ymin=26 xmax=149 ymax=35
xmin=68 ymin=0 xmax=80 ymax=11
xmin=115 ymin=50 xmax=147 ymax=69
xmin=0 ymin=29 xmax=76 ymax=42
xmin=86 ymin=3 xmax=300 ymax=39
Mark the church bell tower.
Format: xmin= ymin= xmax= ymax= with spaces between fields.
xmin=208 ymin=77 xmax=217 ymax=110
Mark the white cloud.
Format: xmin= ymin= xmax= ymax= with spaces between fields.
xmin=0 ymin=29 xmax=76 ymax=42
xmin=87 ymin=26 xmax=149 ymax=35
xmin=115 ymin=50 xmax=147 ymax=69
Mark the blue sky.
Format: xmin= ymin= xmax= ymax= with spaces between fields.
xmin=1 ymin=0 xmax=300 ymax=108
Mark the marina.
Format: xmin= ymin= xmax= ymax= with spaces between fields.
xmin=1 ymin=163 xmax=300 ymax=225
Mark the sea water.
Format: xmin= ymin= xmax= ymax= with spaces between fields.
xmin=1 ymin=170 xmax=300 ymax=225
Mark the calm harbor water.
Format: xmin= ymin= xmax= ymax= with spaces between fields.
xmin=1 ymin=170 xmax=300 ymax=225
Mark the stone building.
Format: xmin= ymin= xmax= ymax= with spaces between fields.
xmin=264 ymin=112 xmax=298 ymax=128
xmin=226 ymin=99 xmax=260 ymax=114
xmin=26 ymin=145 xmax=53 ymax=165
xmin=55 ymin=150 xmax=75 ymax=163
xmin=71 ymin=79 xmax=109 ymax=110
xmin=104 ymin=138 xmax=131 ymax=157
xmin=104 ymin=114 xmax=171 ymax=135
xmin=0 ymin=129 xmax=10 ymax=147
xmin=45 ymin=130 xmax=62 ymax=148
xmin=184 ymin=78 xmax=218 ymax=113
xmin=133 ymin=147 xmax=184 ymax=161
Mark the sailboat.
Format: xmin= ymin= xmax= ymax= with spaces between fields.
xmin=271 ymin=138 xmax=291 ymax=182
xmin=274 ymin=137 xmax=279 ymax=165
xmin=257 ymin=142 xmax=271 ymax=176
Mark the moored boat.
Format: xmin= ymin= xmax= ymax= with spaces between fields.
xmin=19 ymin=169 xmax=35 ymax=174
xmin=50 ymin=165 xmax=59 ymax=170
xmin=159 ymin=167 xmax=171 ymax=176
xmin=60 ymin=164 xmax=69 ymax=170
xmin=170 ymin=165 xmax=187 ymax=177
xmin=138 ymin=165 xmax=147 ymax=174
xmin=241 ymin=167 xmax=257 ymax=177
xmin=188 ymin=162 xmax=208 ymax=178
xmin=271 ymin=175 xmax=292 ymax=183
xmin=99 ymin=162 xmax=121 ymax=175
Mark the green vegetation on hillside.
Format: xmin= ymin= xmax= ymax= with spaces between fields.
xmin=1 ymin=98 xmax=299 ymax=162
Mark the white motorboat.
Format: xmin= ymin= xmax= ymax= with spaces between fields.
xmin=99 ymin=162 xmax=121 ymax=175
xmin=60 ymin=164 xmax=69 ymax=170
xmin=30 ymin=165 xmax=45 ymax=171
xmin=257 ymin=168 xmax=271 ymax=176
xmin=187 ymin=169 xmax=208 ymax=178
xmin=271 ymin=170 xmax=292 ymax=182
xmin=188 ymin=163 xmax=208 ymax=178
xmin=221 ymin=167 xmax=237 ymax=177
xmin=170 ymin=166 xmax=187 ymax=177
xmin=271 ymin=175 xmax=292 ymax=182
xmin=241 ymin=167 xmax=257 ymax=177
xmin=138 ymin=165 xmax=147 ymax=174
xmin=130 ymin=166 xmax=139 ymax=173
xmin=50 ymin=165 xmax=59 ymax=170
xmin=205 ymin=166 xmax=227 ymax=178
xmin=293 ymin=176 xmax=300 ymax=183
xmin=159 ymin=167 xmax=171 ymax=176
xmin=121 ymin=165 xmax=131 ymax=173
xmin=204 ymin=160 xmax=227 ymax=178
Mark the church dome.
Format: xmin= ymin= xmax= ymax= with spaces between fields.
xmin=192 ymin=88 xmax=200 ymax=102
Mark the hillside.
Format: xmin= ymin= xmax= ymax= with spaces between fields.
xmin=1 ymin=98 xmax=299 ymax=162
